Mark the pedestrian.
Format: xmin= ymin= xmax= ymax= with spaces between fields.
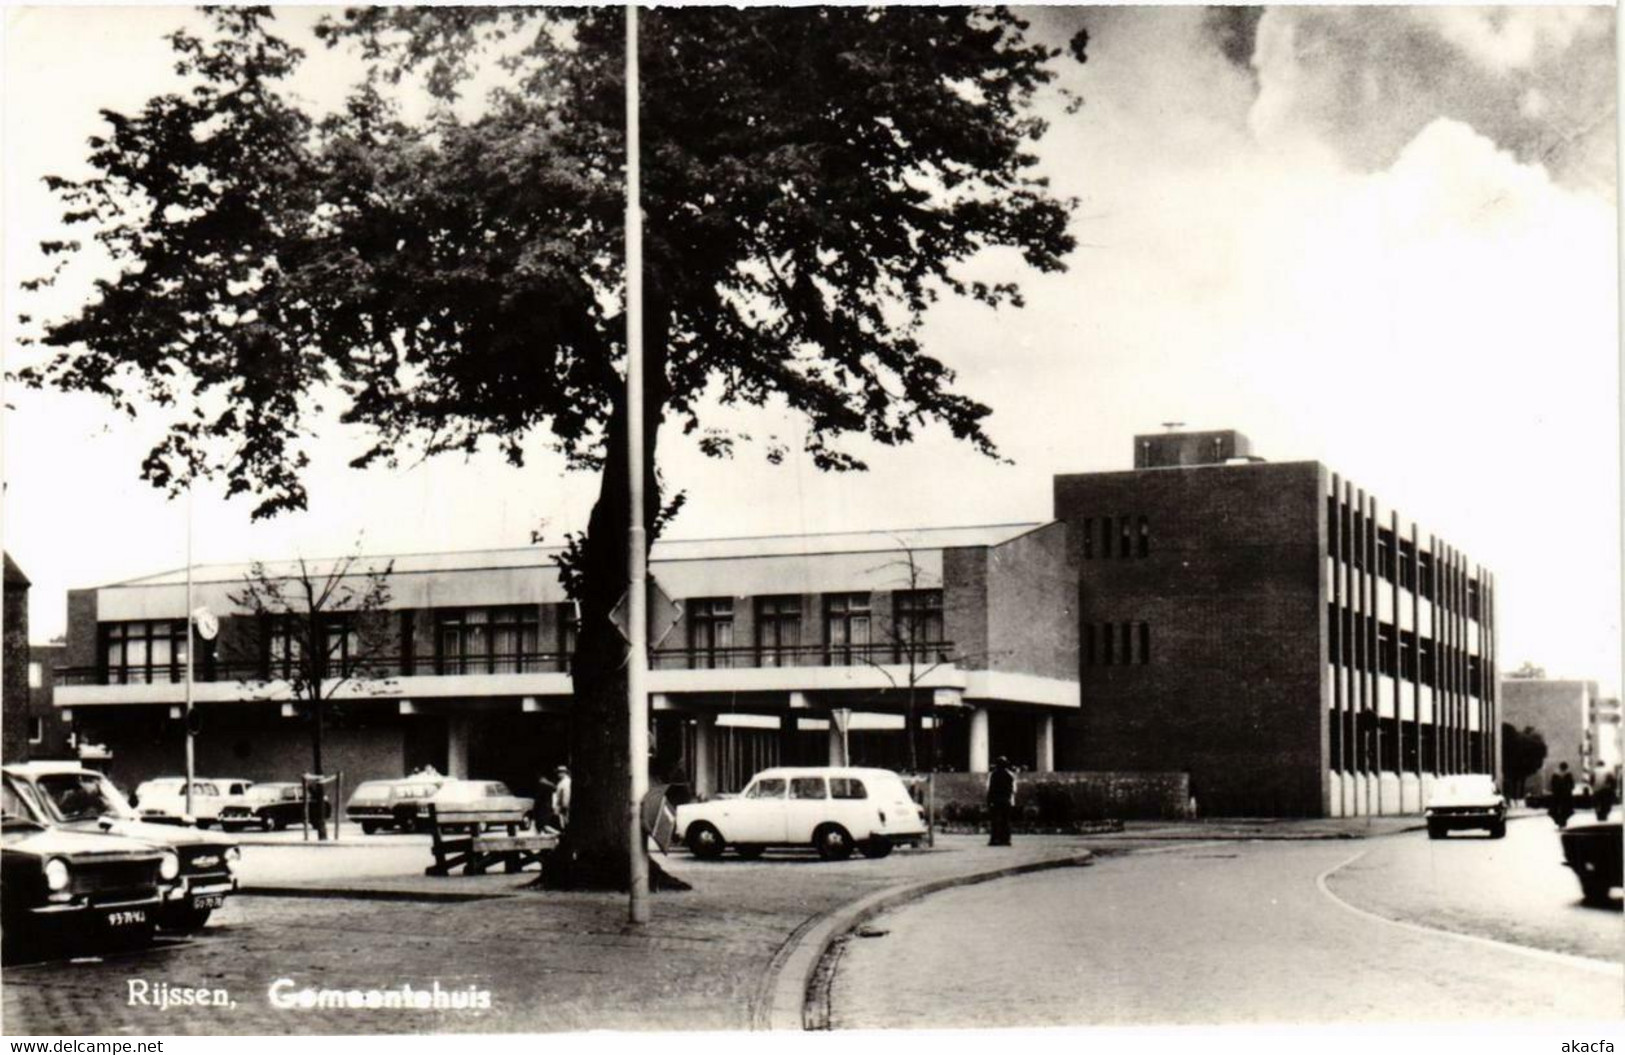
xmin=552 ymin=765 xmax=573 ymax=829
xmin=987 ymin=756 xmax=1016 ymax=847
xmin=1594 ymin=769 xmax=1618 ymax=822
xmin=1549 ymin=762 xmax=1576 ymax=829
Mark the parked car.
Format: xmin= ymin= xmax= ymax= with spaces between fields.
xmin=4 ymin=763 xmax=239 ymax=931
xmin=675 ymin=766 xmax=927 ymax=861
xmin=346 ymin=773 xmax=446 ymax=833
xmin=1560 ymin=821 xmax=1622 ymax=905
xmin=130 ymin=777 xmax=252 ymax=828
xmin=427 ymin=780 xmax=535 ymax=832
xmin=218 ymin=782 xmax=330 ymax=832
xmin=1424 ymin=774 xmax=1507 ymax=839
xmin=1 ymin=779 xmax=174 ymax=960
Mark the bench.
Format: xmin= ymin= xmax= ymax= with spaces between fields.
xmin=424 ymin=806 xmax=559 ymax=877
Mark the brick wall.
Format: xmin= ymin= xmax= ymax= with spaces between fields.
xmin=1054 ymin=461 xmax=1328 ymax=816
xmin=3 ymin=559 xmax=29 ymax=762
xmin=986 ymin=522 xmax=1076 ymax=681
xmin=64 ymin=589 xmax=98 ymax=669
xmin=927 ymin=770 xmax=1190 ymax=824
xmin=941 ymin=547 xmax=989 ymax=668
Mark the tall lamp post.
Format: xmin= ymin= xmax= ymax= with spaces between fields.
xmin=624 ymin=1 xmax=652 ymax=925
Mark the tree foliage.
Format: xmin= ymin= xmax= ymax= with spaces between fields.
xmin=19 ymin=6 xmax=1083 ymax=886
xmin=1501 ymin=721 xmax=1549 ymax=797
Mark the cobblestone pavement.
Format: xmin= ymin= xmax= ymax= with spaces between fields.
xmin=3 ymin=834 xmax=1094 ymax=1035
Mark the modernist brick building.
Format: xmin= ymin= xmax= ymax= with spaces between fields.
xmin=1501 ymin=678 xmax=1620 ymax=789
xmin=51 ymin=525 xmax=1078 ymax=798
xmin=1054 ymin=430 xmax=1498 ymax=817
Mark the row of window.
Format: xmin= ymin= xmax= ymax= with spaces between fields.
xmin=1327 ymin=499 xmax=1485 ymax=621
xmin=1327 ymin=714 xmax=1492 ymax=775
xmin=1081 ymin=621 xmax=1151 ymax=667
xmin=1080 ymin=517 xmax=1150 ymax=560
xmin=1326 ymin=606 xmax=1485 ymax=695
xmin=95 ymin=590 xmax=950 ymax=683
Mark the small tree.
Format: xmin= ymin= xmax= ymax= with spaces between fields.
xmin=1506 ymin=661 xmax=1548 ymax=680
xmin=227 ymin=545 xmax=395 ymax=838
xmin=1501 ymin=722 xmax=1549 ymax=798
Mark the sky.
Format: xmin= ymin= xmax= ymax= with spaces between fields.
xmin=2 ymin=5 xmax=1619 ymax=693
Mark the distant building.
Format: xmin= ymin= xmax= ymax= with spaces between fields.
xmin=1055 ymin=430 xmax=1497 ymax=817
xmin=26 ymin=643 xmax=72 ymax=761
xmin=3 ymin=553 xmax=29 ymax=762
xmin=1501 ymin=678 xmax=1611 ymax=789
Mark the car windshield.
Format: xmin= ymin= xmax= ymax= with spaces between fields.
xmin=745 ymin=778 xmax=786 ymax=800
xmin=34 ymin=772 xmax=136 ymax=822
xmin=2 ymin=780 xmax=44 ymax=826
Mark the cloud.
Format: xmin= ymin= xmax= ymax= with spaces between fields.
xmin=1248 ymin=7 xmax=1615 ymax=193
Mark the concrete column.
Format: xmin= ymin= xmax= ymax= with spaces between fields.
xmin=778 ymin=713 xmax=798 ymax=766
xmin=693 ymin=715 xmax=715 ymax=800
xmin=828 ymin=724 xmax=847 ymax=766
xmin=1036 ymin=713 xmax=1055 ymax=773
xmin=447 ymin=714 xmax=471 ymax=779
xmin=968 ymin=707 xmax=990 ymax=773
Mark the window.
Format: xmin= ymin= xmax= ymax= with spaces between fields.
xmin=1084 ymin=623 xmax=1097 ymax=667
xmin=688 ymin=597 xmax=735 ymax=669
xmin=1468 ymin=656 xmax=1483 ymax=698
xmin=1419 ymin=638 xmax=1436 ymax=685
xmin=1082 ymin=519 xmax=1094 ymax=559
xmin=824 ymin=593 xmax=872 ymax=665
xmin=1418 ymin=553 xmax=1435 ymax=600
xmin=892 ymin=589 xmax=944 ymax=662
xmin=1137 ymin=517 xmax=1150 ymax=558
xmin=1119 ymin=518 xmax=1132 ymax=559
xmin=756 ymin=595 xmax=802 ymax=667
xmin=790 ymin=777 xmax=826 ymax=800
xmin=1102 ymin=623 xmax=1115 ymax=666
xmin=436 ymin=606 xmax=540 ymax=674
xmin=1467 ymin=579 xmax=1481 ymax=621
xmin=269 ymin=613 xmax=364 ymax=679
xmin=1398 ymin=539 xmax=1416 ymax=590
xmin=1138 ymin=622 xmax=1150 ymax=665
xmin=101 ymin=620 xmax=187 ymax=685
xmin=27 ymin=662 xmax=42 ymax=690
xmin=1120 ymin=621 xmax=1133 ymax=663
xmin=1101 ymin=517 xmax=1114 ymax=560
xmin=1377 ymin=528 xmax=1395 ymax=581
xmin=830 ymin=777 xmax=867 ymax=800
xmin=1399 ymin=629 xmax=1416 ymax=680
xmin=28 ymin=716 xmax=43 ymax=745
xmin=1377 ymin=623 xmax=1396 ymax=677
xmin=745 ymin=778 xmax=786 ymax=799
xmin=557 ymin=603 xmax=578 ymax=673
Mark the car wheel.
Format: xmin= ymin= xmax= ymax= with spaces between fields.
xmin=859 ymin=837 xmax=893 ymax=860
xmin=166 ymin=907 xmax=213 ymax=932
xmin=734 ymin=845 xmax=765 ymax=860
xmin=1426 ymin=822 xmax=1445 ymax=840
xmin=268 ymin=815 xmax=286 ymax=832
xmin=521 ymin=812 xmax=535 ymax=833
xmin=814 ymin=824 xmax=855 ymax=862
xmin=687 ymin=822 xmax=726 ymax=860
xmin=1488 ymin=821 xmax=1506 ymax=839
xmin=360 ymin=822 xmax=379 ymax=835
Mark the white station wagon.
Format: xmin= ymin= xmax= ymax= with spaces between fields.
xmin=675 ymin=766 xmax=927 ymax=861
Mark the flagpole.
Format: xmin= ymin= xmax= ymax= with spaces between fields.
xmin=184 ymin=485 xmax=196 ymax=818
xmin=625 ymin=1 xmax=652 ymax=925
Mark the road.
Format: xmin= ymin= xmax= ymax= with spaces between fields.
xmin=827 ymin=817 xmax=1623 ymax=1029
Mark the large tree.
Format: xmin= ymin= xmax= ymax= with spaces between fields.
xmin=18 ymin=6 xmax=1082 ymax=888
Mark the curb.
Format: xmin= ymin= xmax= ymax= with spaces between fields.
xmin=756 ymin=849 xmax=1094 ymax=1031
xmin=239 ymin=884 xmax=516 ymax=903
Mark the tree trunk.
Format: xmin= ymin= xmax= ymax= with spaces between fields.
xmin=551 ymin=296 xmax=670 ymax=890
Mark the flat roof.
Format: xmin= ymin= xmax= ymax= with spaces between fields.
xmin=102 ymin=522 xmax=1050 ymax=588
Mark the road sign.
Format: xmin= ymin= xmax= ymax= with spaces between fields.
xmin=609 ymin=575 xmax=684 ymax=650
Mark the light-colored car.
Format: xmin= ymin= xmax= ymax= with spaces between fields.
xmin=132 ymin=778 xmax=226 ymax=826
xmin=675 ymin=766 xmax=927 ymax=861
xmin=1424 ymin=774 xmax=1507 ymax=839
xmin=427 ymin=780 xmax=535 ymax=832
xmin=346 ymin=774 xmax=446 ymax=833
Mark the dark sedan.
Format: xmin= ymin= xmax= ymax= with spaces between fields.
xmin=1561 ymin=821 xmax=1622 ymax=905
xmin=4 ymin=763 xmax=239 ymax=931
xmin=219 ymin=782 xmax=329 ymax=831
xmin=2 ymin=782 xmax=173 ymax=960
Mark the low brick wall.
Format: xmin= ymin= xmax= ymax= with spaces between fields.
xmin=921 ymin=771 xmax=1191 ymax=829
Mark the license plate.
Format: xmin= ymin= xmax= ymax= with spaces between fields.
xmin=192 ymin=894 xmax=226 ymax=911
xmin=106 ymin=909 xmax=148 ymax=927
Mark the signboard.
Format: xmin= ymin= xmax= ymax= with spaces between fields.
xmin=609 ymin=575 xmax=684 ymax=650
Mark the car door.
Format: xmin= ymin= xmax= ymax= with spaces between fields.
xmin=727 ymin=777 xmax=788 ymax=844
xmin=784 ymin=776 xmax=831 ymax=844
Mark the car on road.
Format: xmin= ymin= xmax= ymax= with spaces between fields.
xmin=218 ymin=782 xmax=329 ymax=831
xmin=346 ymin=773 xmax=446 ymax=833
xmin=130 ymin=777 xmax=253 ymax=827
xmin=676 ymin=766 xmax=927 ymax=861
xmin=4 ymin=763 xmax=240 ymax=931
xmin=1424 ymin=774 xmax=1507 ymax=839
xmin=427 ymin=780 xmax=534 ymax=832
xmin=1 ymin=780 xmax=174 ymax=960
xmin=1560 ymin=820 xmax=1622 ymax=905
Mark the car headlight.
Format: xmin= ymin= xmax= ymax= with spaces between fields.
xmin=43 ymin=857 xmax=71 ymax=892
xmin=159 ymin=851 xmax=180 ymax=881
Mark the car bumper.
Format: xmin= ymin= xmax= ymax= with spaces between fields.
xmin=158 ymin=874 xmax=237 ymax=922
xmin=28 ymin=892 xmax=164 ymax=940
xmin=1426 ymin=810 xmax=1504 ymax=829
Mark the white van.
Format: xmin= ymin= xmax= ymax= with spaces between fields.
xmin=675 ymin=766 xmax=927 ymax=861
xmin=132 ymin=777 xmax=251 ymax=827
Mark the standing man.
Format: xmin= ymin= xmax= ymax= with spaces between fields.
xmin=552 ymin=765 xmax=573 ymax=830
xmin=1549 ymin=762 xmax=1576 ymax=829
xmin=987 ymin=756 xmax=1016 ymax=847
xmin=1594 ymin=768 xmax=1618 ymax=822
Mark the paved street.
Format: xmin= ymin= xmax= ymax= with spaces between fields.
xmin=828 ymin=820 xmax=1622 ymax=1029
